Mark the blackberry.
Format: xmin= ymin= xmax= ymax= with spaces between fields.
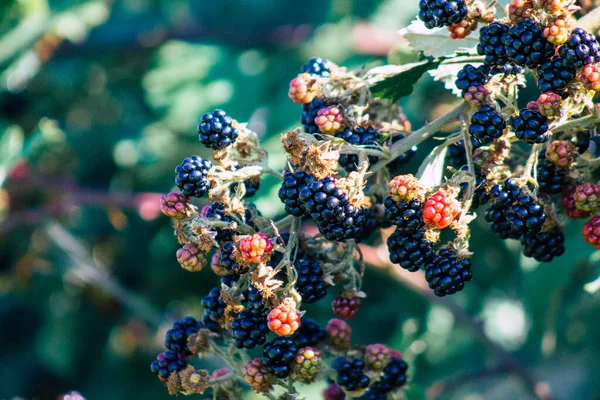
xmin=558 ymin=28 xmax=600 ymax=70
xmin=231 ymin=310 xmax=269 ymax=349
xmin=299 ymin=176 xmax=367 ymax=242
xmin=357 ymin=390 xmax=387 ymax=400
xmin=164 ymin=316 xmax=203 ymax=355
xmin=511 ymin=108 xmax=550 ymax=144
xmin=369 ymin=192 xmax=393 ymax=230
xmin=383 ymin=197 xmax=424 ymax=232
xmin=506 ymin=194 xmax=546 ymax=234
xmin=484 ymin=179 xmax=522 ymax=239
xmin=333 ymin=357 xmax=370 ymax=392
xmin=231 ymin=165 xmax=260 ymax=198
xmin=371 ymin=357 xmax=409 ymax=393
xmin=262 ymin=337 xmax=298 ymax=378
xmin=278 ymin=171 xmax=318 ymax=216
xmin=204 ymin=202 xmax=247 ymax=242
xmin=295 ymin=248 xmax=328 ymax=303
xmin=197 ymin=109 xmax=238 ymax=150
xmin=446 ymin=138 xmax=481 ymax=168
xmin=490 ymin=64 xmax=524 ymax=75
xmin=505 ymin=20 xmax=555 ymax=68
xmin=245 ymin=287 xmax=265 ymax=316
xmin=418 ymin=0 xmax=468 ymax=29
xmin=455 ymin=64 xmax=489 ymax=97
xmin=458 ymin=166 xmax=490 ymax=210
xmin=244 ymin=202 xmax=263 ymax=230
xmin=292 ymin=318 xmax=325 ymax=348
xmin=301 ymin=57 xmax=332 ymax=77
xmin=537 ymin=57 xmax=577 ymax=97
xmin=218 ymin=241 xmax=246 ymax=275
xmin=425 ymin=247 xmax=472 ymax=297
xmin=521 ymin=226 xmax=565 ymax=262
xmin=174 ymin=156 xmax=212 ymax=197
xmin=468 ymin=105 xmax=506 ymax=144
xmin=537 ymin=157 xmax=565 ymax=194
xmin=387 ymin=133 xmax=418 ymax=173
xmin=387 ymin=228 xmax=434 ymax=272
xmin=302 ymin=98 xmax=331 ymax=134
xmin=477 ymin=22 xmax=512 ymax=67
xmin=201 ymin=287 xmax=226 ymax=331
xmin=150 ymin=350 xmax=187 ymax=381
xmin=220 ymin=274 xmax=240 ymax=287
xmin=337 ymin=126 xmax=381 ymax=172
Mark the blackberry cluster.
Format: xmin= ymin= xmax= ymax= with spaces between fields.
xmin=506 ymin=194 xmax=546 ymax=234
xmin=387 ymin=132 xmax=418 ymax=173
xmin=337 ymin=126 xmax=381 ymax=172
xmin=468 ymin=105 xmax=506 ymax=145
xmin=164 ymin=316 xmax=203 ymax=355
xmin=387 ymin=228 xmax=434 ymax=272
xmin=262 ymin=337 xmax=298 ymax=378
xmin=384 ymin=197 xmax=424 ymax=232
xmin=371 ymin=357 xmax=409 ymax=393
xmin=231 ymin=310 xmax=269 ymax=349
xmin=150 ymin=350 xmax=187 ymax=381
xmin=455 ymin=64 xmax=490 ymax=97
xmin=477 ymin=22 xmax=512 ymax=67
xmin=333 ymin=357 xmax=370 ymax=392
xmin=278 ymin=171 xmax=317 ymax=216
xmin=302 ymin=98 xmax=331 ymax=133
xmin=425 ymin=247 xmax=472 ymax=297
xmin=197 ymin=109 xmax=239 ymax=150
xmin=301 ymin=57 xmax=332 ymax=77
xmin=201 ymin=287 xmax=226 ymax=331
xmin=174 ymin=156 xmax=212 ymax=197
xmin=521 ymin=227 xmax=565 ymax=262
xmin=511 ymin=108 xmax=550 ymax=144
xmin=505 ymin=20 xmax=555 ymax=68
xmin=558 ymin=28 xmax=600 ymax=69
xmin=484 ymin=179 xmax=522 ymax=239
xmin=295 ymin=248 xmax=328 ymax=303
xmin=417 ymin=0 xmax=468 ymax=29
xmin=292 ymin=318 xmax=325 ymax=348
xmin=537 ymin=57 xmax=577 ymax=97
xmin=537 ymin=157 xmax=565 ymax=194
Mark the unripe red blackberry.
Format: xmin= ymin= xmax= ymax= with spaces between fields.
xmin=531 ymin=92 xmax=562 ymax=119
xmin=423 ymin=188 xmax=461 ymax=229
xmin=507 ymin=0 xmax=534 ymax=24
xmin=425 ymin=247 xmax=472 ymax=297
xmin=540 ymin=0 xmax=572 ymax=14
xmin=267 ymin=299 xmax=300 ymax=336
xmin=288 ymin=73 xmax=317 ymax=104
xmin=546 ymin=140 xmax=576 ymax=168
xmin=583 ymin=216 xmax=600 ymax=250
xmin=324 ymin=383 xmax=346 ymax=400
xmin=176 ymin=244 xmax=206 ymax=272
xmin=160 ymin=192 xmax=190 ymax=219
xmin=238 ymin=233 xmax=273 ymax=263
xmin=210 ymin=252 xmax=228 ymax=276
xmin=573 ymin=182 xmax=600 ymax=212
xmin=292 ymin=346 xmax=322 ymax=383
xmin=302 ymin=98 xmax=332 ymax=133
xmin=581 ymin=63 xmax=600 ymax=91
xmin=448 ymin=18 xmax=477 ymax=40
xmin=315 ymin=106 xmax=344 ymax=134
xmin=332 ymin=295 xmax=360 ymax=320
xmin=364 ymin=344 xmax=391 ymax=370
xmin=388 ymin=174 xmax=425 ymax=202
xmin=242 ymin=358 xmax=276 ymax=393
xmin=326 ymin=318 xmax=351 ymax=349
xmin=561 ymin=188 xmax=591 ymax=219
xmin=543 ymin=17 xmax=571 ymax=45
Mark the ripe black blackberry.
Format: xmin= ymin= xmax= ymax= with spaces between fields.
xmin=150 ymin=350 xmax=187 ymax=381
xmin=295 ymin=248 xmax=328 ymax=303
xmin=201 ymin=287 xmax=226 ymax=331
xmin=511 ymin=108 xmax=550 ymax=144
xmin=301 ymin=98 xmax=331 ymax=134
xmin=262 ymin=337 xmax=298 ymax=378
xmin=455 ymin=64 xmax=490 ymax=98
xmin=245 ymin=287 xmax=265 ymax=315
xmin=291 ymin=318 xmax=325 ymax=348
xmin=175 ymin=156 xmax=212 ymax=197
xmin=337 ymin=126 xmax=381 ymax=172
xmin=383 ymin=197 xmax=424 ymax=232
xmin=484 ymin=178 xmax=522 ymax=239
xmin=387 ymin=133 xmax=418 ymax=173
xmin=490 ymin=64 xmax=523 ymax=76
xmin=197 ymin=109 xmax=239 ymax=150
xmin=387 ymin=228 xmax=434 ymax=272
xmin=521 ymin=226 xmax=565 ymax=262
xmin=204 ymin=202 xmax=248 ymax=242
xmin=418 ymin=0 xmax=468 ymax=29
xmin=230 ymin=310 xmax=269 ymax=349
xmin=220 ymin=274 xmax=239 ymax=287
xmin=164 ymin=316 xmax=203 ymax=355
xmin=468 ymin=105 xmax=506 ymax=145
xmin=425 ymin=247 xmax=472 ymax=297
xmin=333 ymin=357 xmax=370 ymax=392
xmin=278 ymin=171 xmax=317 ymax=216
xmin=506 ymin=194 xmax=546 ymax=234
xmin=218 ymin=241 xmax=246 ymax=275
xmin=371 ymin=357 xmax=409 ymax=393
xmin=558 ymin=28 xmax=600 ymax=70
xmin=446 ymin=138 xmax=481 ymax=168
xmin=505 ymin=20 xmax=555 ymax=68
xmin=477 ymin=21 xmax=511 ymax=67
xmin=537 ymin=157 xmax=565 ymax=194
xmin=537 ymin=57 xmax=577 ymax=97
xmin=300 ymin=57 xmax=332 ymax=77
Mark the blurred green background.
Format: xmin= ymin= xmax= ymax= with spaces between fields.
xmin=1 ymin=0 xmax=600 ymax=399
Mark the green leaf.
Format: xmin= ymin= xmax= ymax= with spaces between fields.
xmin=369 ymin=60 xmax=439 ymax=102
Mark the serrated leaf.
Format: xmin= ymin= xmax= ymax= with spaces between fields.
xmin=416 ymin=143 xmax=448 ymax=188
xmin=369 ymin=60 xmax=439 ymax=102
xmin=429 ymin=61 xmax=483 ymax=96
xmin=399 ymin=19 xmax=479 ymax=58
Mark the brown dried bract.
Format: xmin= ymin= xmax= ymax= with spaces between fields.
xmin=282 ymin=130 xmax=307 ymax=167
xmin=179 ymin=365 xmax=210 ymax=394
xmin=251 ymin=263 xmax=283 ymax=301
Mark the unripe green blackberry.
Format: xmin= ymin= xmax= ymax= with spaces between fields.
xmin=176 ymin=244 xmax=206 ymax=272
xmin=292 ymin=346 xmax=322 ymax=383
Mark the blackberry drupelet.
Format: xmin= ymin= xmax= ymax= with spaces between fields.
xmin=202 ymin=287 xmax=226 ymax=331
xmin=175 ymin=156 xmax=212 ymax=197
xmin=337 ymin=126 xmax=381 ymax=172
xmin=371 ymin=357 xmax=409 ymax=393
xmin=387 ymin=133 xmax=418 ymax=173
xmin=521 ymin=227 xmax=565 ymax=262
xmin=558 ymin=28 xmax=600 ymax=69
xmin=292 ymin=318 xmax=325 ymax=348
xmin=383 ymin=197 xmax=424 ymax=232
xmin=537 ymin=57 xmax=577 ymax=97
xmin=455 ymin=64 xmax=490 ymax=97
xmin=505 ymin=20 xmax=555 ymax=68
xmin=511 ymin=108 xmax=550 ymax=144
xmin=477 ymin=21 xmax=511 ymax=67
xmin=468 ymin=104 xmax=506 ymax=144
xmin=295 ymin=248 xmax=328 ymax=303
xmin=333 ymin=357 xmax=370 ymax=392
xmin=506 ymin=194 xmax=546 ymax=233
xmin=537 ymin=157 xmax=565 ymax=194
xmin=418 ymin=0 xmax=468 ymax=29
xmin=302 ymin=98 xmax=331 ymax=134
xmin=197 ymin=109 xmax=239 ymax=150
xmin=164 ymin=316 xmax=203 ymax=355
xmin=301 ymin=57 xmax=332 ymax=77
xmin=425 ymin=247 xmax=472 ymax=297
xmin=262 ymin=337 xmax=298 ymax=378
xmin=231 ymin=310 xmax=269 ymax=349
xmin=278 ymin=171 xmax=318 ymax=216
xmin=150 ymin=350 xmax=188 ymax=381
xmin=387 ymin=228 xmax=434 ymax=272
